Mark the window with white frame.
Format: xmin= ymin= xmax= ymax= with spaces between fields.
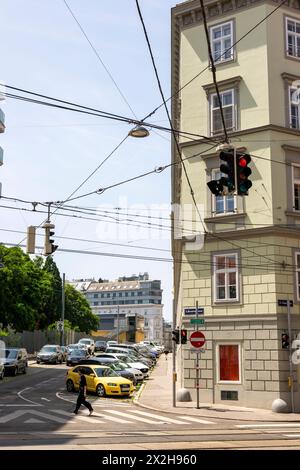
xmin=210 ymin=89 xmax=235 ymax=135
xmin=286 ymin=17 xmax=300 ymax=58
xmin=217 ymin=344 xmax=240 ymax=382
xmin=213 ymin=252 xmax=238 ymax=301
xmin=293 ymin=165 xmax=300 ymax=210
xmin=211 ymin=169 xmax=235 ymax=214
xmin=289 ymin=86 xmax=300 ymax=129
xmin=295 ymin=251 xmax=300 ymax=300
xmin=210 ymin=21 xmax=234 ymax=63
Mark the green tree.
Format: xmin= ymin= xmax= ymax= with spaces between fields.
xmin=40 ymin=256 xmax=62 ymax=329
xmin=0 ymin=246 xmax=53 ymax=331
xmin=64 ymin=284 xmax=98 ymax=333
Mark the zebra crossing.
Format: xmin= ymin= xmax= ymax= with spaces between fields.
xmin=0 ymin=406 xmax=217 ymax=426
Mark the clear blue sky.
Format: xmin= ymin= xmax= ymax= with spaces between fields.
xmin=1 ymin=0 xmax=180 ymax=321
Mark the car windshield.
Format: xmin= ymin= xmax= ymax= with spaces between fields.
xmin=94 ymin=368 xmax=116 ymax=377
xmin=0 ymin=349 xmax=18 ymax=359
xmin=71 ymin=350 xmax=86 ymax=356
xmin=40 ymin=347 xmax=56 ymax=353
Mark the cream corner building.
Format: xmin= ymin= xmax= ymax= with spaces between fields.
xmin=171 ymin=0 xmax=300 ymax=409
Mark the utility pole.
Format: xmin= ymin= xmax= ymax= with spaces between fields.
xmin=172 ymin=296 xmax=176 ymax=407
xmin=287 ymin=299 xmax=295 ymax=413
xmin=60 ymin=273 xmax=65 ymax=347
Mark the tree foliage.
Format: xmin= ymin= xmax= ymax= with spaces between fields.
xmin=0 ymin=246 xmax=96 ymax=333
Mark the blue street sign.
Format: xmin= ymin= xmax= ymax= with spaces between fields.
xmin=278 ymin=299 xmax=293 ymax=307
xmin=184 ymin=307 xmax=204 ymax=316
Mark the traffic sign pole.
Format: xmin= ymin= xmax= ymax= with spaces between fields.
xmin=287 ymin=299 xmax=295 ymax=413
xmin=196 ymin=301 xmax=200 ymax=409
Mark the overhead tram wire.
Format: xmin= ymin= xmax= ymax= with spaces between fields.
xmin=62 ymin=0 xmax=137 ymax=119
xmin=2 ymin=89 xmax=219 ymax=145
xmin=1 ymin=239 xmax=296 ymax=274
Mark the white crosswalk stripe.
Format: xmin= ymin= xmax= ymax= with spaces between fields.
xmin=236 ymin=423 xmax=300 ymax=429
xmin=104 ymin=409 xmax=166 ymax=424
xmin=178 ymin=416 xmax=215 ymax=424
xmin=129 ymin=409 xmax=190 ymax=424
xmin=52 ymin=409 xmax=105 ymax=423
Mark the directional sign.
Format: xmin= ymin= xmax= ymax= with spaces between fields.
xmin=278 ymin=299 xmax=293 ymax=307
xmin=190 ymin=318 xmax=205 ymax=325
xmin=184 ymin=307 xmax=204 ymax=316
xmin=190 ymin=331 xmax=205 ymax=349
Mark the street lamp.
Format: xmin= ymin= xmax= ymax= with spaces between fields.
xmin=128 ymin=125 xmax=149 ymax=138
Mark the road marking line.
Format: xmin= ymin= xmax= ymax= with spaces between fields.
xmin=0 ymin=404 xmax=41 ymax=407
xmin=24 ymin=418 xmax=45 ymax=423
xmin=130 ymin=409 xmax=188 ymax=424
xmin=236 ymin=423 xmax=300 ymax=428
xmin=178 ymin=416 xmax=215 ymax=424
xmin=283 ymin=434 xmax=300 ymax=437
xmin=41 ymin=398 xmax=51 ymax=402
xmin=51 ymin=409 xmax=104 ymax=424
xmin=17 ymin=388 xmax=41 ymax=406
xmin=104 ymin=409 xmax=165 ymax=424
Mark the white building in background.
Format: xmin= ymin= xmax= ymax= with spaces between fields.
xmin=70 ymin=273 xmax=164 ymax=344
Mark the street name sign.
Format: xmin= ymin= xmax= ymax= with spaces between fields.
xmin=190 ymin=331 xmax=206 ymax=349
xmin=278 ymin=299 xmax=293 ymax=307
xmin=184 ymin=307 xmax=204 ymax=316
xmin=190 ymin=318 xmax=205 ymax=325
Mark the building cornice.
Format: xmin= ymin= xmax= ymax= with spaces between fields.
xmin=282 ymin=144 xmax=300 ymax=152
xmin=204 ymin=224 xmax=300 ymax=242
xmin=179 ymin=124 xmax=300 ymax=149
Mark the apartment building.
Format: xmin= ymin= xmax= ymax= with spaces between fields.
xmin=172 ymin=0 xmax=300 ymax=410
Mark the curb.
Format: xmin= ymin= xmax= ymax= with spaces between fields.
xmin=133 ymin=382 xmax=300 ymax=423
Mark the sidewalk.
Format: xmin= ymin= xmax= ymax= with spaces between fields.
xmin=134 ymin=354 xmax=300 ymax=422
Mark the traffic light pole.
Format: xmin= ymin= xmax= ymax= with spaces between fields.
xmin=287 ymin=300 xmax=295 ymax=413
xmin=172 ymin=297 xmax=176 ymax=408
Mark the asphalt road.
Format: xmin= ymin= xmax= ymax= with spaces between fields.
xmin=1 ymin=363 xmax=300 ymax=450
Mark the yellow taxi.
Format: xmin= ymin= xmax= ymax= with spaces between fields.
xmin=66 ymin=364 xmax=134 ymax=397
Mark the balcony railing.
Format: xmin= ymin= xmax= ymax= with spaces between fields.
xmin=0 ymin=109 xmax=5 ymax=132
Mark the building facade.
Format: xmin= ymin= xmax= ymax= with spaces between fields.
xmin=71 ymin=273 xmax=164 ymax=344
xmin=172 ymin=0 xmax=300 ymax=410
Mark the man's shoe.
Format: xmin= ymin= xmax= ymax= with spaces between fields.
xmin=89 ymin=409 xmax=93 ymax=416
xmin=73 ymin=410 xmax=78 ymax=414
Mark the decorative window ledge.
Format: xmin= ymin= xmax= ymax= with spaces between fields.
xmin=205 ymin=212 xmax=246 ymax=224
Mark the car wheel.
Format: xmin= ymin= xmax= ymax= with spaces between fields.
xmin=66 ymin=379 xmax=74 ymax=392
xmin=36 ymin=360 xmax=40 ymax=364
xmin=96 ymin=384 xmax=106 ymax=397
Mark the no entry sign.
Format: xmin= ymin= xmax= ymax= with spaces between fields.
xmin=190 ymin=331 xmax=205 ymax=348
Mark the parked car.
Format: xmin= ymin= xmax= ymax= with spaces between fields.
xmin=78 ymin=338 xmax=95 ymax=355
xmin=66 ymin=349 xmax=90 ymax=367
xmin=66 ymin=365 xmax=134 ymax=397
xmin=0 ymin=348 xmax=28 ymax=376
xmin=77 ymin=357 xmax=136 ymax=385
xmin=36 ymin=345 xmax=63 ymax=364
xmin=97 ymin=352 xmax=149 ymax=379
xmin=94 ymin=340 xmax=107 ymax=352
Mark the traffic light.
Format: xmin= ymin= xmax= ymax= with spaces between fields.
xmin=181 ymin=329 xmax=187 ymax=344
xmin=236 ymin=151 xmax=252 ymax=195
xmin=282 ymin=333 xmax=290 ymax=349
xmin=207 ymin=147 xmax=235 ymax=196
xmin=219 ymin=148 xmax=235 ymax=193
xmin=43 ymin=222 xmax=58 ymax=256
xmin=26 ymin=225 xmax=36 ymax=254
xmin=172 ymin=329 xmax=180 ymax=344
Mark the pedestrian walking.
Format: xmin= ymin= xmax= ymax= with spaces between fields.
xmin=73 ymin=369 xmax=94 ymax=415
xmin=164 ymin=349 xmax=169 ymax=360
